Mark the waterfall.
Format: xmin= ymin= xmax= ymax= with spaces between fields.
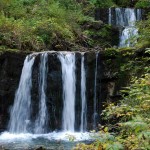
xmin=115 ymin=8 xmax=124 ymax=26
xmin=80 ymin=54 xmax=87 ymax=132
xmin=6 ymin=51 xmax=101 ymax=134
xmin=58 ymin=53 xmax=76 ymax=132
xmin=108 ymin=8 xmax=112 ymax=25
xmin=115 ymin=8 xmax=138 ymax=27
xmin=109 ymin=8 xmax=142 ymax=47
xmin=93 ymin=53 xmax=98 ymax=129
xmin=34 ymin=53 xmax=48 ymax=134
xmin=137 ymin=9 xmax=142 ymax=21
xmin=8 ymin=55 xmax=35 ymax=133
xmin=119 ymin=8 xmax=139 ymax=47
xmin=119 ymin=27 xmax=138 ymax=47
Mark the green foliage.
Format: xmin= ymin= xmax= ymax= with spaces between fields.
xmin=136 ymin=14 xmax=150 ymax=48
xmin=83 ymin=24 xmax=119 ymax=48
xmin=101 ymin=74 xmax=150 ymax=150
xmin=74 ymin=130 xmax=124 ymax=150
xmin=135 ymin=0 xmax=150 ymax=8
xmin=89 ymin=0 xmax=150 ymax=8
xmin=112 ymin=0 xmax=131 ymax=7
xmin=74 ymin=72 xmax=150 ymax=150
xmin=89 ymin=0 xmax=115 ymax=8
xmin=0 ymin=0 xmax=88 ymax=51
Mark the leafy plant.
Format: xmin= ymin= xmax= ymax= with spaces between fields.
xmin=136 ymin=13 xmax=150 ymax=48
xmin=0 ymin=0 xmax=88 ymax=51
xmin=89 ymin=0 xmax=115 ymax=8
xmin=135 ymin=0 xmax=150 ymax=8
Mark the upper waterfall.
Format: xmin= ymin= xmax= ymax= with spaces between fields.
xmin=108 ymin=8 xmax=142 ymax=47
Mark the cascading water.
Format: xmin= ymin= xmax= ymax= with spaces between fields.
xmin=137 ymin=9 xmax=142 ymax=21
xmin=0 ymin=52 xmax=101 ymax=149
xmin=8 ymin=55 xmax=35 ymax=133
xmin=93 ymin=53 xmax=98 ymax=129
xmin=115 ymin=8 xmax=124 ymax=26
xmin=118 ymin=8 xmax=138 ymax=47
xmin=108 ymin=8 xmax=112 ymax=25
xmin=34 ymin=53 xmax=48 ymax=134
xmin=80 ymin=54 xmax=87 ymax=132
xmin=119 ymin=27 xmax=138 ymax=47
xmin=109 ymin=8 xmax=142 ymax=47
xmin=58 ymin=53 xmax=76 ymax=132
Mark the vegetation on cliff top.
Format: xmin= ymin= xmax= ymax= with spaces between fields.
xmin=0 ymin=0 xmax=150 ymax=51
xmin=0 ymin=0 xmax=90 ymax=51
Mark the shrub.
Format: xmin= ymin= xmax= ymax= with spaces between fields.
xmin=135 ymin=0 xmax=150 ymax=8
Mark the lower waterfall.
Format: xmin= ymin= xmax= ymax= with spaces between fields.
xmin=80 ymin=54 xmax=87 ymax=132
xmin=8 ymin=55 xmax=35 ymax=133
xmin=34 ymin=53 xmax=48 ymax=134
xmin=93 ymin=53 xmax=98 ymax=128
xmin=0 ymin=51 xmax=102 ymax=150
xmin=58 ymin=53 xmax=76 ymax=132
xmin=5 ymin=51 xmax=100 ymax=136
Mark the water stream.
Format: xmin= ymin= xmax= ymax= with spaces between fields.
xmin=0 ymin=52 xmax=100 ymax=149
xmin=58 ymin=53 xmax=76 ymax=132
xmin=93 ymin=53 xmax=98 ymax=129
xmin=80 ymin=54 xmax=87 ymax=132
xmin=34 ymin=53 xmax=48 ymax=134
xmin=8 ymin=55 xmax=35 ymax=133
xmin=108 ymin=8 xmax=142 ymax=47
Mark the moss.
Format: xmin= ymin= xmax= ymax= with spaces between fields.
xmin=0 ymin=46 xmax=20 ymax=55
xmin=104 ymin=48 xmax=119 ymax=57
xmin=0 ymin=46 xmax=33 ymax=56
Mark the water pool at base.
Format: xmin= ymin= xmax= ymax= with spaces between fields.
xmin=0 ymin=132 xmax=92 ymax=150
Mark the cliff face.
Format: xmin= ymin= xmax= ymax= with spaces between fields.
xmin=0 ymin=52 xmax=27 ymax=131
xmin=0 ymin=50 xmax=127 ymax=132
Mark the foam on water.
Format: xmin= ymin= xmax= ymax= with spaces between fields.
xmin=0 ymin=132 xmax=91 ymax=142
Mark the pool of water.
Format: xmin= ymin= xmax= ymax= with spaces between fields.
xmin=0 ymin=132 xmax=92 ymax=150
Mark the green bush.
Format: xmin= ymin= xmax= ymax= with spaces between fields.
xmin=0 ymin=0 xmax=87 ymax=51
xmin=135 ymin=0 xmax=150 ymax=8
xmin=112 ymin=0 xmax=132 ymax=7
xmin=89 ymin=0 xmax=115 ymax=8
xmin=136 ymin=14 xmax=150 ymax=48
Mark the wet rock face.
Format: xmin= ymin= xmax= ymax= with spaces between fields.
xmin=95 ymin=8 xmax=109 ymax=23
xmin=0 ymin=51 xmax=124 ymax=132
xmin=0 ymin=52 xmax=27 ymax=131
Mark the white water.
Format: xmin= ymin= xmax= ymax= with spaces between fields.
xmin=34 ymin=53 xmax=48 ymax=134
xmin=108 ymin=8 xmax=112 ymax=25
xmin=58 ymin=53 xmax=76 ymax=132
xmin=8 ymin=55 xmax=35 ymax=133
xmin=137 ymin=9 xmax=142 ymax=21
xmin=119 ymin=27 xmax=138 ymax=47
xmin=115 ymin=8 xmax=138 ymax=27
xmin=93 ymin=53 xmax=98 ymax=128
xmin=109 ymin=8 xmax=142 ymax=47
xmin=117 ymin=8 xmax=139 ymax=47
xmin=80 ymin=54 xmax=87 ymax=132
xmin=0 ymin=131 xmax=91 ymax=142
xmin=115 ymin=8 xmax=124 ymax=26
